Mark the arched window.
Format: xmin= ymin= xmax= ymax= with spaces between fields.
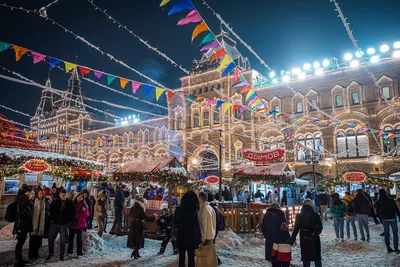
xmin=263 ymin=137 xmax=285 ymax=150
xmin=177 ymin=117 xmax=183 ymax=130
xmin=214 ymin=109 xmax=220 ymax=124
xmin=274 ymin=105 xmax=280 ymax=112
xmin=382 ymin=87 xmax=391 ymax=99
xmin=193 ymin=89 xmax=196 ymax=95
xmin=351 ymin=92 xmax=360 ymax=105
xmin=199 ymin=88 xmax=203 ymax=94
xmin=336 ymin=131 xmax=368 ymax=158
xmin=234 ymin=108 xmax=241 ymax=119
xmin=335 ymin=94 xmax=343 ymax=107
xmin=296 ymin=101 xmax=303 ymax=113
xmin=297 ymin=134 xmax=323 ymax=161
xmin=204 ymin=111 xmax=210 ymax=126
xmin=205 ymin=87 xmax=208 ymax=92
xmin=383 ymin=126 xmax=400 ymax=153
xmin=309 ymin=99 xmax=317 ymax=111
xmin=193 ymin=114 xmax=200 ymax=128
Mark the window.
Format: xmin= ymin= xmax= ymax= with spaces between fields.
xmin=335 ymin=94 xmax=343 ymax=107
xmin=382 ymin=87 xmax=391 ymax=99
xmin=336 ymin=131 xmax=368 ymax=158
xmin=296 ymin=101 xmax=303 ymax=113
xmin=177 ymin=117 xmax=183 ymax=130
xmin=205 ymin=87 xmax=208 ymax=92
xmin=296 ymin=134 xmax=323 ymax=161
xmin=193 ymin=114 xmax=200 ymax=127
xmin=217 ymin=84 xmax=221 ymax=89
xmin=309 ymin=99 xmax=317 ymax=111
xmin=234 ymin=108 xmax=241 ymax=119
xmin=193 ymin=89 xmax=196 ymax=95
xmin=263 ymin=137 xmax=285 ymax=150
xmin=199 ymin=88 xmax=202 ymax=94
xmin=204 ymin=111 xmax=210 ymax=126
xmin=351 ymin=92 xmax=360 ymax=105
xmin=214 ymin=110 xmax=220 ymax=124
xmin=383 ymin=126 xmax=400 ymax=153
xmin=274 ymin=105 xmax=280 ymax=112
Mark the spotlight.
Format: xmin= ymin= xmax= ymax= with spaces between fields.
xmin=370 ymin=55 xmax=380 ymax=63
xmin=269 ymin=71 xmax=276 ymax=78
xmin=303 ymin=63 xmax=311 ymax=71
xmin=322 ymin=59 xmax=330 ymax=67
xmin=192 ymin=158 xmax=198 ymax=164
xmin=315 ymin=68 xmax=324 ymax=76
xmin=313 ymin=61 xmax=320 ymax=69
xmin=355 ymin=51 xmax=364 ymax=58
xmin=350 ymin=60 xmax=359 ymax=68
xmin=344 ymin=53 xmax=353 ymax=61
xmin=282 ymin=76 xmax=290 ymax=83
xmin=291 ymin=68 xmax=300 ymax=75
xmin=393 ymin=51 xmax=400 ymax=58
xmin=380 ymin=44 xmax=390 ymax=53
xmin=298 ymin=72 xmax=306 ymax=80
xmin=394 ymin=42 xmax=400 ymax=49
xmin=367 ymin=48 xmax=376 ymax=55
xmin=128 ymin=116 xmax=132 ymax=119
xmin=272 ymin=78 xmax=278 ymax=84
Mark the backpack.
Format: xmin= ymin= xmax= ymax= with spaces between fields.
xmin=5 ymin=201 xmax=18 ymax=222
xmin=212 ymin=205 xmax=226 ymax=231
xmin=344 ymin=199 xmax=355 ymax=216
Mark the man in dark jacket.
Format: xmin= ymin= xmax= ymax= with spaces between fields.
xmin=364 ymin=189 xmax=381 ymax=224
xmin=14 ymin=185 xmax=33 ymax=266
xmin=110 ymin=186 xmax=125 ymax=235
xmin=46 ymin=189 xmax=75 ymax=261
xmin=317 ymin=189 xmax=328 ymax=221
xmin=262 ymin=203 xmax=290 ymax=266
xmin=376 ymin=189 xmax=400 ymax=253
xmin=157 ymin=208 xmax=177 ymax=255
xmin=292 ymin=200 xmax=323 ymax=267
xmin=353 ymin=189 xmax=371 ymax=242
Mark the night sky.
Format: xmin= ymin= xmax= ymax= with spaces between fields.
xmin=0 ymin=0 xmax=399 ymax=126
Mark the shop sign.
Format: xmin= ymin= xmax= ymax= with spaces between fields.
xmin=243 ymin=148 xmax=285 ymax=162
xmin=204 ymin=175 xmax=220 ymax=185
xmin=343 ymin=172 xmax=367 ymax=183
xmin=23 ymin=159 xmax=50 ymax=173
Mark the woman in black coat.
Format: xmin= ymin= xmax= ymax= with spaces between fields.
xmin=292 ymin=200 xmax=323 ymax=267
xmin=262 ymin=203 xmax=290 ymax=267
xmin=174 ymin=191 xmax=201 ymax=267
xmin=127 ymin=195 xmax=154 ymax=259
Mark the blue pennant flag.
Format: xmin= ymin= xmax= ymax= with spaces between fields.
xmin=49 ymin=57 xmax=61 ymax=70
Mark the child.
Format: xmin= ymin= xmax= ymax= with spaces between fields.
xmin=157 ymin=208 xmax=177 ymax=255
xmin=271 ymin=222 xmax=292 ymax=267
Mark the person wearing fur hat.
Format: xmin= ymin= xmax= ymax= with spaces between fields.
xmin=127 ymin=195 xmax=155 ymax=259
xmin=157 ymin=208 xmax=178 ymax=255
xmin=292 ymin=199 xmax=323 ymax=267
xmin=94 ymin=191 xmax=108 ymax=237
xmin=28 ymin=187 xmax=50 ymax=260
xmin=67 ymin=192 xmax=89 ymax=256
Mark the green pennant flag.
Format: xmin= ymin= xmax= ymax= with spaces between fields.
xmin=0 ymin=41 xmax=11 ymax=53
xmin=188 ymin=95 xmax=196 ymax=104
xmin=107 ymin=75 xmax=116 ymax=85
xmin=199 ymin=33 xmax=216 ymax=47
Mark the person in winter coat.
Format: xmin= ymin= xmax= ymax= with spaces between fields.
xmin=292 ymin=199 xmax=323 ymax=267
xmin=29 ymin=187 xmax=49 ymax=260
xmin=110 ymin=186 xmax=125 ymax=235
xmin=174 ymin=191 xmax=202 ymax=267
xmin=94 ymin=191 xmax=108 ymax=237
xmin=272 ymin=190 xmax=279 ymax=203
xmin=46 ymin=189 xmax=76 ymax=261
xmin=343 ymin=192 xmax=357 ymax=240
xmin=255 ymin=189 xmax=265 ymax=200
xmin=281 ymin=190 xmax=288 ymax=206
xmin=198 ymin=191 xmax=217 ymax=245
xmin=262 ymin=202 xmax=291 ymax=267
xmin=222 ymin=186 xmax=232 ymax=201
xmin=375 ymin=189 xmax=400 ymax=253
xmin=14 ymin=185 xmax=34 ymax=266
xmin=271 ymin=222 xmax=293 ymax=267
xmin=127 ymin=195 xmax=155 ymax=259
xmin=87 ymin=196 xmax=96 ymax=230
xmin=365 ymin=189 xmax=381 ymax=224
xmin=330 ymin=193 xmax=347 ymax=241
xmin=353 ymin=189 xmax=371 ymax=242
xmin=67 ymin=192 xmax=89 ymax=256
xmin=143 ymin=188 xmax=153 ymax=200
xmin=154 ymin=191 xmax=163 ymax=201
xmin=157 ymin=208 xmax=177 ymax=255
xmin=317 ymin=189 xmax=329 ymax=221
xmin=67 ymin=190 xmax=75 ymax=200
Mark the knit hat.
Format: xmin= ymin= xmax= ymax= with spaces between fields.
xmin=303 ymin=198 xmax=313 ymax=207
xmin=21 ymin=185 xmax=33 ymax=193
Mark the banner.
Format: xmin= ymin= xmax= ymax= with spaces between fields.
xmin=243 ymin=148 xmax=285 ymax=162
xmin=23 ymin=159 xmax=50 ymax=173
xmin=204 ymin=175 xmax=220 ymax=185
xmin=343 ymin=172 xmax=367 ymax=183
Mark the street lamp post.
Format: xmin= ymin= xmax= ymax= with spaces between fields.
xmin=218 ymin=129 xmax=223 ymax=201
xmin=306 ymin=150 xmax=319 ymax=188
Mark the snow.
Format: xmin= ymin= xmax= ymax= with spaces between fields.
xmin=0 ymin=223 xmax=13 ymax=241
xmin=0 ymin=219 xmax=399 ymax=266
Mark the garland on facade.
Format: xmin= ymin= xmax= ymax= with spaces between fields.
xmin=237 ymin=175 xmax=294 ymax=186
xmin=0 ymin=167 xmax=25 ymax=179
xmin=113 ymin=170 xmax=188 ymax=186
xmin=319 ymin=177 xmax=397 ymax=188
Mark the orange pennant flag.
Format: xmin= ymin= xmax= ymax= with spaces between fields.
xmin=192 ymin=21 xmax=208 ymax=41
xmin=167 ymin=91 xmax=176 ymax=102
xmin=120 ymin=78 xmax=129 ymax=89
xmin=12 ymin=45 xmax=29 ymax=61
xmin=211 ymin=49 xmax=227 ymax=63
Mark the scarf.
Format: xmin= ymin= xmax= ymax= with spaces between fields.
xmin=32 ymin=198 xmax=46 ymax=236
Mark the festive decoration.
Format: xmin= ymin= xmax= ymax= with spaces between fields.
xmin=211 ymin=49 xmax=226 ymax=62
xmin=204 ymin=175 xmax=220 ymax=185
xmin=168 ymin=0 xmax=193 ymax=15
xmin=107 ymin=75 xmax=116 ymax=85
xmin=64 ymin=62 xmax=77 ymax=72
xmin=243 ymin=148 xmax=285 ymax=162
xmin=31 ymin=51 xmax=46 ymax=64
xmin=0 ymin=41 xmax=11 ymax=52
xmin=156 ymin=87 xmax=166 ymax=101
xmin=132 ymin=81 xmax=142 ymax=94
xmin=159 ymin=0 xmax=170 ymax=7
xmin=199 ymin=33 xmax=215 ymax=46
xmin=120 ymin=78 xmax=129 ymax=89
xmin=343 ymin=172 xmax=367 ymax=183
xmin=200 ymin=40 xmax=220 ymax=52
xmin=221 ymin=62 xmax=235 ymax=76
xmin=12 ymin=45 xmax=28 ymax=61
xmin=167 ymin=91 xmax=176 ymax=102
xmin=49 ymin=57 xmax=61 ymax=70
xmin=79 ymin=66 xmax=91 ymax=77
xmin=177 ymin=10 xmax=202 ymax=25
xmin=22 ymin=159 xmax=50 ymax=173
xmin=192 ymin=21 xmax=208 ymax=41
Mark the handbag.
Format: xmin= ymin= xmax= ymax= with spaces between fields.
xmin=196 ymin=243 xmax=218 ymax=267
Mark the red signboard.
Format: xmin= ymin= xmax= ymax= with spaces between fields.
xmin=23 ymin=159 xmax=50 ymax=173
xmin=204 ymin=175 xmax=220 ymax=185
xmin=243 ymin=148 xmax=285 ymax=162
xmin=343 ymin=172 xmax=367 ymax=183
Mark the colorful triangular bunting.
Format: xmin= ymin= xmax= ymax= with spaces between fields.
xmin=177 ymin=10 xmax=202 ymax=25
xmin=132 ymin=81 xmax=141 ymax=94
xmin=156 ymin=87 xmax=166 ymax=101
xmin=12 ymin=45 xmax=29 ymax=61
xmin=143 ymin=85 xmax=154 ymax=98
xmin=64 ymin=62 xmax=77 ymax=72
xmin=120 ymin=78 xmax=129 ymax=89
xmin=107 ymin=75 xmax=116 ymax=85
xmin=79 ymin=67 xmax=91 ymax=77
xmin=192 ymin=21 xmax=208 ymax=41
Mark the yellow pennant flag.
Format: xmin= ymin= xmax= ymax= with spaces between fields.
xmin=120 ymin=78 xmax=129 ymax=89
xmin=245 ymin=89 xmax=255 ymax=102
xmin=195 ymin=96 xmax=203 ymax=101
xmin=64 ymin=62 xmax=77 ymax=72
xmin=155 ymin=87 xmax=166 ymax=101
xmin=251 ymin=99 xmax=262 ymax=108
xmin=160 ymin=0 xmax=170 ymax=6
xmin=223 ymin=103 xmax=233 ymax=113
xmin=217 ymin=56 xmax=232 ymax=72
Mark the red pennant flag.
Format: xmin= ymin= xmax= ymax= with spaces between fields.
xmin=79 ymin=67 xmax=91 ymax=77
xmin=167 ymin=91 xmax=176 ymax=102
xmin=232 ymin=105 xmax=240 ymax=113
xmin=211 ymin=49 xmax=227 ymax=63
xmin=240 ymin=85 xmax=251 ymax=94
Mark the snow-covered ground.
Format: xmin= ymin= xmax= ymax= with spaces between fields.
xmin=0 ymin=219 xmax=399 ymax=267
